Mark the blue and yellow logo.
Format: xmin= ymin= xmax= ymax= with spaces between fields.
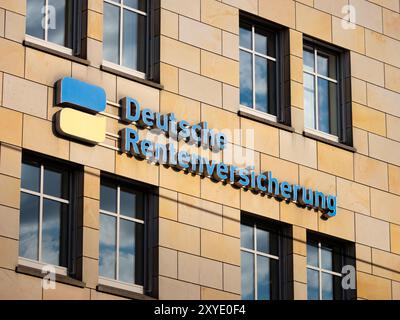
xmin=55 ymin=77 xmax=107 ymax=144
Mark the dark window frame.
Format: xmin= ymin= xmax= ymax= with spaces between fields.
xmin=240 ymin=213 xmax=292 ymax=300
xmin=25 ymin=0 xmax=84 ymax=56
xmin=101 ymin=0 xmax=160 ymax=82
xmin=20 ymin=151 xmax=83 ymax=278
xmin=306 ymin=231 xmax=356 ymax=300
xmin=303 ymin=36 xmax=353 ymax=146
xmin=99 ymin=172 xmax=158 ymax=298
xmin=239 ymin=12 xmax=291 ymax=126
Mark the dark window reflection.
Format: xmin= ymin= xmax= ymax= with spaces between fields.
xmin=48 ymin=0 xmax=72 ymax=48
xmin=26 ymin=0 xmax=45 ymax=40
xmin=19 ymin=193 xmax=40 ymax=260
xmin=241 ymin=219 xmax=281 ymax=300
xmin=123 ymin=9 xmax=146 ymax=72
xmin=99 ymin=214 xmax=117 ymax=279
xmin=241 ymin=251 xmax=254 ymax=300
xmin=240 ymin=50 xmax=253 ymax=108
xmin=103 ymin=2 xmax=121 ymax=65
xmin=100 ymin=183 xmax=117 ymax=213
xmin=21 ymin=162 xmax=40 ymax=192
xmin=26 ymin=0 xmax=72 ymax=48
xmin=19 ymin=159 xmax=69 ymax=267
xmin=239 ymin=22 xmax=277 ymax=115
xmin=42 ymin=199 xmax=63 ymax=266
xmin=99 ymin=180 xmax=145 ymax=286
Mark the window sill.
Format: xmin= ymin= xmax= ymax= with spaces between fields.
xmin=23 ymin=40 xmax=90 ymax=66
xmin=303 ymin=131 xmax=356 ymax=153
xmin=15 ymin=264 xmax=86 ymax=288
xmin=100 ymin=64 xmax=164 ymax=91
xmin=96 ymin=284 xmax=155 ymax=300
xmin=238 ymin=109 xmax=295 ymax=133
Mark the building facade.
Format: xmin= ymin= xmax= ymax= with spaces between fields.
xmin=0 ymin=0 xmax=399 ymax=300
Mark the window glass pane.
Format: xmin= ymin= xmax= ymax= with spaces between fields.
xmin=307 ymin=242 xmax=319 ymax=267
xmin=317 ymin=78 xmax=331 ymax=134
xmin=100 ymin=183 xmax=117 ymax=213
xmin=48 ymin=0 xmax=72 ymax=48
xmin=124 ymin=0 xmax=146 ymax=11
xmin=255 ymin=31 xmax=267 ymax=55
xmin=120 ymin=188 xmax=144 ymax=220
xmin=119 ymin=219 xmax=135 ymax=283
xmin=256 ymin=228 xmax=269 ymax=254
xmin=19 ymin=193 xmax=40 ymax=260
xmin=240 ymin=50 xmax=253 ymax=108
xmin=317 ymin=53 xmax=328 ymax=77
xmin=42 ymin=199 xmax=63 ymax=266
xmin=256 ymin=226 xmax=278 ymax=256
xmin=239 ymin=24 xmax=252 ymax=49
xmin=257 ymin=255 xmax=271 ymax=300
xmin=240 ymin=223 xmax=254 ymax=249
xmin=99 ymin=214 xmax=117 ymax=279
xmin=44 ymin=167 xmax=67 ymax=199
xmin=122 ymin=10 xmax=146 ymax=72
xmin=307 ymin=268 xmax=319 ymax=300
xmin=103 ymin=2 xmax=120 ymax=65
xmin=119 ymin=219 xmax=144 ymax=284
xmin=21 ymin=162 xmax=40 ymax=192
xmin=329 ymin=82 xmax=338 ymax=136
xmin=332 ymin=250 xmax=343 ymax=273
xmin=241 ymin=251 xmax=254 ymax=300
xmin=317 ymin=52 xmax=337 ymax=79
xmin=27 ymin=0 xmax=45 ymax=39
xmin=255 ymin=28 xmax=276 ymax=58
xmin=135 ymin=222 xmax=144 ymax=285
xmin=268 ymin=61 xmax=277 ymax=116
xmin=322 ymin=272 xmax=333 ymax=300
xmin=303 ymin=49 xmax=314 ymax=73
xmin=255 ymin=56 xmax=268 ymax=113
xmin=321 ymin=246 xmax=333 ymax=271
xmin=304 ymin=73 xmax=315 ymax=129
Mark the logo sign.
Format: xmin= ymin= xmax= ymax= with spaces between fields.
xmin=55 ymin=77 xmax=107 ymax=144
xmin=54 ymin=78 xmax=337 ymax=219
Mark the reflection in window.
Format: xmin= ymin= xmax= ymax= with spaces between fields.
xmin=240 ymin=220 xmax=279 ymax=300
xmin=99 ymin=179 xmax=145 ymax=287
xmin=239 ymin=22 xmax=277 ymax=116
xmin=103 ymin=0 xmax=147 ymax=74
xmin=303 ymin=44 xmax=339 ymax=137
xmin=19 ymin=159 xmax=69 ymax=267
xmin=26 ymin=0 xmax=73 ymax=49
xmin=307 ymin=239 xmax=343 ymax=300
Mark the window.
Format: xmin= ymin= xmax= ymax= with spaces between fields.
xmin=240 ymin=21 xmax=278 ymax=119
xmin=307 ymin=234 xmax=356 ymax=300
xmin=240 ymin=215 xmax=291 ymax=300
xmin=19 ymin=156 xmax=74 ymax=274
xmin=103 ymin=0 xmax=147 ymax=77
xmin=26 ymin=0 xmax=82 ymax=55
xmin=303 ymin=40 xmax=352 ymax=144
xmin=99 ymin=178 xmax=145 ymax=292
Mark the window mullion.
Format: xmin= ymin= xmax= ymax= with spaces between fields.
xmin=38 ymin=165 xmax=44 ymax=262
xmin=314 ymin=49 xmax=319 ymax=131
xmin=44 ymin=0 xmax=49 ymax=42
xmin=251 ymin=25 xmax=256 ymax=110
xmin=253 ymin=224 xmax=258 ymax=300
xmin=318 ymin=242 xmax=322 ymax=300
xmin=116 ymin=186 xmax=121 ymax=281
xmin=119 ymin=5 xmax=124 ymax=66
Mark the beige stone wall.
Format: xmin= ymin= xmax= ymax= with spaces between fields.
xmin=0 ymin=0 xmax=399 ymax=300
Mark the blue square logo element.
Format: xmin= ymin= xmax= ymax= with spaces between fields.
xmin=55 ymin=77 xmax=107 ymax=114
